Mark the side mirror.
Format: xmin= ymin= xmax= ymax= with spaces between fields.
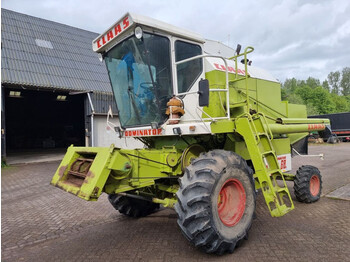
xmin=198 ymin=79 xmax=209 ymax=107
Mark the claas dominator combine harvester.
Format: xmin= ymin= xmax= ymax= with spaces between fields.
xmin=51 ymin=13 xmax=331 ymax=254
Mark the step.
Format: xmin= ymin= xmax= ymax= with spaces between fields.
xmin=261 ymin=150 xmax=274 ymax=156
xmin=271 ymin=206 xmax=293 ymax=217
xmin=267 ymin=168 xmax=281 ymax=175
xmin=276 ymin=188 xmax=289 ymax=193
xmin=257 ymin=132 xmax=269 ymax=137
xmin=235 ymin=116 xmax=295 ymax=217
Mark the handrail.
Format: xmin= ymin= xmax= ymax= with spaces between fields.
xmin=175 ymin=54 xmax=230 ymax=120
xmin=258 ymin=112 xmax=274 ymax=140
xmin=244 ymin=47 xmax=254 ymax=112
xmin=228 ymin=46 xmax=255 ymax=60
xmin=174 ymin=47 xmax=255 ymax=121
xmin=229 ymin=46 xmax=254 ymax=112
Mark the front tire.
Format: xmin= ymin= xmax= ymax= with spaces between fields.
xmin=175 ymin=150 xmax=255 ymax=255
xmin=108 ymin=194 xmax=160 ymax=218
xmin=293 ymin=165 xmax=322 ymax=203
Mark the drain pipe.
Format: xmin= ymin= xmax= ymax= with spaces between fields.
xmin=87 ymin=92 xmax=95 ymax=147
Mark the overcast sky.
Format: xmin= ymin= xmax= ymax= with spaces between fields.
xmin=2 ymin=0 xmax=350 ymax=82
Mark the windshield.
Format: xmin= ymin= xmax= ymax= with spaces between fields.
xmin=105 ymin=33 xmax=172 ymax=128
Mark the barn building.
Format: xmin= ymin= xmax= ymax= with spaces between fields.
xmin=1 ymin=8 xmax=141 ymax=162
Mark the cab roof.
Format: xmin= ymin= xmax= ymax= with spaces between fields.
xmin=93 ymin=12 xmax=205 ymax=53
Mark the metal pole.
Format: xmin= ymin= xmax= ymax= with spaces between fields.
xmin=267 ymin=123 xmax=326 ymax=134
xmin=87 ymin=93 xmax=95 ymax=147
xmin=175 ymin=54 xmax=230 ymax=119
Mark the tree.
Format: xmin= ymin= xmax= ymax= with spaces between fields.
xmin=306 ymin=104 xmax=318 ymax=116
xmin=330 ymin=94 xmax=350 ymax=113
xmin=328 ymin=71 xmax=341 ymax=95
xmin=309 ymin=86 xmax=335 ymax=114
xmin=322 ymin=80 xmax=330 ymax=92
xmin=281 ymin=68 xmax=350 ymax=115
xmin=306 ymin=77 xmax=320 ymax=89
xmin=286 ymin=93 xmax=304 ymax=105
xmin=341 ymin=67 xmax=350 ymax=96
xmin=281 ymin=88 xmax=288 ymax=100
xmin=295 ymin=85 xmax=313 ymax=103
xmin=283 ymin=78 xmax=298 ymax=92
xmin=295 ymin=85 xmax=336 ymax=115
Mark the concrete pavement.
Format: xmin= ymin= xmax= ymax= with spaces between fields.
xmin=2 ymin=144 xmax=350 ymax=261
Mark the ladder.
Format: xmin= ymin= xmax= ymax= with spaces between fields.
xmin=236 ymin=113 xmax=294 ymax=217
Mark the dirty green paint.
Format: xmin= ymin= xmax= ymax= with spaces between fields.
xmin=51 ymin=145 xmax=183 ymax=202
xmin=51 ymin=44 xmax=330 ymax=218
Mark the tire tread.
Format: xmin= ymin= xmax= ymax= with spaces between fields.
xmin=294 ymin=165 xmax=322 ymax=203
xmin=108 ymin=194 xmax=160 ymax=218
xmin=175 ymin=150 xmax=255 ymax=254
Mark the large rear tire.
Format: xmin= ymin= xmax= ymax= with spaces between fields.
xmin=294 ymin=165 xmax=322 ymax=203
xmin=175 ymin=150 xmax=255 ymax=255
xmin=108 ymin=194 xmax=160 ymax=218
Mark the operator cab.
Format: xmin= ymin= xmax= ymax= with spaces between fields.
xmin=93 ymin=13 xmax=205 ymax=129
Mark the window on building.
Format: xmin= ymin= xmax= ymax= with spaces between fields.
xmin=35 ymin=39 xmax=53 ymax=49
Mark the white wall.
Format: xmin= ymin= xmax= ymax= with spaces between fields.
xmin=93 ymin=115 xmax=144 ymax=149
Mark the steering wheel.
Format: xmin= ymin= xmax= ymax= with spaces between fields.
xmin=140 ymin=82 xmax=154 ymax=89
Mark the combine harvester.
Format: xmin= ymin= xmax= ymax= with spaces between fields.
xmin=51 ymin=13 xmax=330 ymax=254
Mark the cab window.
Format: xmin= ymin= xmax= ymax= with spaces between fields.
xmin=175 ymin=41 xmax=202 ymax=94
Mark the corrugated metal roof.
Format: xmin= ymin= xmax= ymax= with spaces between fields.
xmin=85 ymin=92 xmax=118 ymax=115
xmin=1 ymin=8 xmax=112 ymax=93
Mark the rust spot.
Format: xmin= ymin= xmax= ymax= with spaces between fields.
xmin=86 ymin=171 xmax=95 ymax=179
xmin=90 ymin=187 xmax=100 ymax=199
xmin=65 ymin=158 xmax=94 ymax=186
xmin=54 ymin=183 xmax=82 ymax=198
xmin=83 ymin=171 xmax=95 ymax=184
xmin=63 ymin=178 xmax=84 ymax=187
xmin=58 ymin=165 xmax=67 ymax=178
xmin=70 ymin=158 xmax=93 ymax=174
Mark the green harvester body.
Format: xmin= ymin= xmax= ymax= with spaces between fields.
xmin=51 ymin=46 xmax=329 ymax=215
xmin=51 ymin=12 xmax=330 ymax=254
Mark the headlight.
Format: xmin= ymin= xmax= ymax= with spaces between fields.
xmin=135 ymin=26 xmax=143 ymax=39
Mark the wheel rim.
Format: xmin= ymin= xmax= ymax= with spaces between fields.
xmin=310 ymin=175 xmax=320 ymax=196
xmin=217 ymin=179 xmax=246 ymax=227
